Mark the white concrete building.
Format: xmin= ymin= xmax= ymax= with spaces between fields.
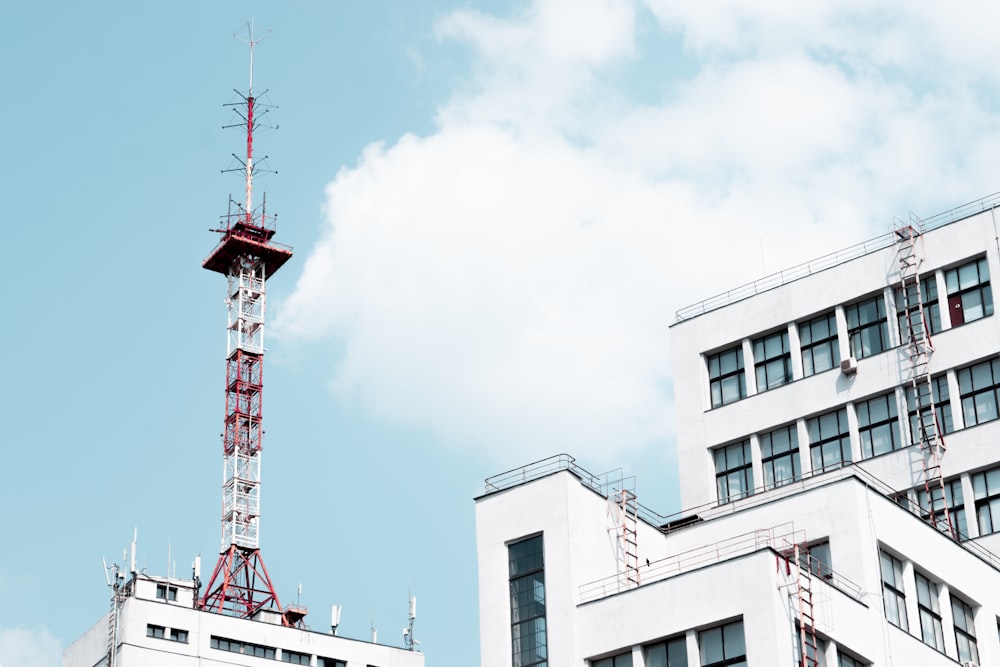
xmin=64 ymin=571 xmax=424 ymax=667
xmin=475 ymin=195 xmax=1000 ymax=667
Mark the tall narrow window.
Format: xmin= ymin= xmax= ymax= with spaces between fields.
xmin=916 ymin=478 xmax=966 ymax=539
xmin=509 ymin=535 xmax=547 ymax=667
xmin=714 ymin=440 xmax=753 ymax=503
xmin=800 ymin=312 xmax=840 ymax=376
xmin=708 ymin=346 xmax=746 ymax=408
xmin=807 ymin=541 xmax=832 ymax=579
xmin=915 ymin=572 xmax=944 ymax=650
xmin=952 ymin=596 xmax=980 ymax=664
xmin=905 ymin=376 xmax=953 ymax=444
xmin=807 ymin=408 xmax=852 ymax=472
xmin=856 ymin=393 xmax=901 ymax=459
xmin=896 ymin=276 xmax=941 ymax=341
xmin=945 ymin=257 xmax=993 ymax=326
xmin=957 ymin=358 xmax=1000 ymax=427
xmin=753 ymin=330 xmax=792 ymax=391
xmin=760 ymin=425 xmax=800 ymax=489
xmin=879 ymin=551 xmax=908 ymax=631
xmin=845 ymin=296 xmax=889 ymax=359
xmin=698 ymin=620 xmax=747 ymax=667
xmin=644 ymin=636 xmax=687 ymax=667
xmin=972 ymin=467 xmax=1000 ymax=536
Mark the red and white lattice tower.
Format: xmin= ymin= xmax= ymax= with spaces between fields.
xmin=199 ymin=26 xmax=299 ymax=626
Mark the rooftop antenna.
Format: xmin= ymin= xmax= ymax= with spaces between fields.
xmin=371 ymin=618 xmax=378 ymax=644
xmin=403 ymin=593 xmax=419 ymax=651
xmin=331 ymin=604 xmax=342 ymax=635
xmin=231 ymin=19 xmax=271 ymax=221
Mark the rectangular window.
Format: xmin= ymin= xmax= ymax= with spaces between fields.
xmin=155 ymin=584 xmax=178 ymax=601
xmin=169 ymin=628 xmax=188 ymax=643
xmin=957 ymin=358 xmax=1000 ymax=427
xmin=972 ymin=467 xmax=1000 ymax=535
xmin=210 ymin=636 xmax=275 ymax=659
xmin=952 ymin=596 xmax=980 ymax=664
xmin=807 ymin=541 xmax=832 ymax=579
xmin=593 ymin=652 xmax=633 ymax=667
xmin=856 ymin=393 xmax=901 ymax=459
xmin=896 ymin=276 xmax=941 ymax=341
xmin=714 ymin=440 xmax=753 ymax=503
xmin=146 ymin=624 xmax=165 ymax=639
xmin=916 ymin=479 xmax=966 ymax=540
xmin=800 ymin=312 xmax=840 ymax=376
xmin=753 ymin=330 xmax=792 ymax=392
xmin=510 ymin=535 xmax=547 ymax=667
xmin=708 ymin=346 xmax=746 ymax=408
xmin=644 ymin=636 xmax=687 ymax=667
xmin=760 ymin=425 xmax=800 ymax=489
xmin=282 ymin=649 xmax=312 ymax=664
xmin=838 ymin=653 xmax=866 ymax=667
xmin=946 ymin=257 xmax=993 ymax=326
xmin=915 ymin=572 xmax=944 ymax=650
xmin=699 ymin=620 xmax=746 ymax=667
xmin=845 ymin=296 xmax=889 ymax=359
xmin=905 ymin=376 xmax=953 ymax=444
xmin=793 ymin=633 xmax=825 ymax=667
xmin=807 ymin=408 xmax=851 ymax=472
xmin=318 ymin=659 xmax=347 ymax=667
xmin=879 ymin=551 xmax=908 ymax=631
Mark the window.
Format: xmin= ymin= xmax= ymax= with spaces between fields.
xmin=845 ymin=296 xmax=889 ymax=359
xmin=793 ymin=633 xmax=825 ymax=667
xmin=952 ymin=596 xmax=980 ymax=664
xmin=169 ymin=628 xmax=188 ymax=643
xmin=807 ymin=541 xmax=832 ymax=579
xmin=714 ymin=440 xmax=753 ymax=503
xmin=753 ymin=330 xmax=792 ymax=391
xmin=915 ymin=572 xmax=944 ymax=650
xmin=146 ymin=624 xmax=165 ymax=639
xmin=800 ymin=311 xmax=840 ymax=376
xmin=155 ymin=584 xmax=178 ymax=601
xmin=879 ymin=551 xmax=908 ymax=631
xmin=593 ymin=651 xmax=633 ymax=667
xmin=760 ymin=425 xmax=800 ymax=489
xmin=916 ymin=478 xmax=966 ymax=540
xmin=837 ymin=653 xmax=867 ymax=667
xmin=708 ymin=346 xmax=746 ymax=407
xmin=644 ymin=636 xmax=687 ymax=667
xmin=282 ymin=649 xmax=311 ymax=664
xmin=509 ymin=535 xmax=547 ymax=667
xmin=896 ymin=276 xmax=941 ymax=341
xmin=699 ymin=620 xmax=746 ymax=667
xmin=957 ymin=358 xmax=1000 ymax=427
xmin=972 ymin=467 xmax=1000 ymax=535
xmin=318 ymin=659 xmax=347 ymax=667
xmin=210 ymin=636 xmax=275 ymax=659
xmin=856 ymin=393 xmax=901 ymax=459
xmin=945 ymin=257 xmax=993 ymax=326
xmin=905 ymin=376 xmax=953 ymax=444
xmin=807 ymin=408 xmax=852 ymax=472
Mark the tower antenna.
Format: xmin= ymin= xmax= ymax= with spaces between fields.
xmin=199 ymin=23 xmax=296 ymax=627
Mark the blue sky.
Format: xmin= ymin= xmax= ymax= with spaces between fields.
xmin=5 ymin=2 xmax=1000 ymax=666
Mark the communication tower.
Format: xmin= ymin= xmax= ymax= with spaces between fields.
xmin=199 ymin=24 xmax=296 ymax=624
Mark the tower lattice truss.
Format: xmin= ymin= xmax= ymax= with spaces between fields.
xmin=199 ymin=30 xmax=296 ymax=625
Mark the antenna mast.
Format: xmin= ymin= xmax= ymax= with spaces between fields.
xmin=199 ymin=22 xmax=297 ymax=625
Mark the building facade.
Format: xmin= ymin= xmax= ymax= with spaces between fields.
xmin=475 ymin=195 xmax=1000 ymax=667
xmin=64 ymin=572 xmax=424 ymax=667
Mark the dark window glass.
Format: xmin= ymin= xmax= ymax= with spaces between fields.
xmin=800 ymin=312 xmax=840 ymax=376
xmin=896 ymin=276 xmax=941 ymax=341
xmin=318 ymin=659 xmax=347 ymax=667
xmin=753 ymin=330 xmax=792 ymax=392
xmin=807 ymin=541 xmax=832 ymax=579
xmin=510 ymin=535 xmax=547 ymax=667
xmin=807 ymin=408 xmax=852 ymax=472
xmin=593 ymin=652 xmax=633 ymax=667
xmin=282 ymin=650 xmax=312 ymax=664
xmin=714 ymin=440 xmax=753 ymax=503
xmin=856 ymin=393 xmax=901 ymax=458
xmin=952 ymin=596 xmax=979 ymax=664
xmin=972 ymin=467 xmax=1000 ymax=535
xmin=760 ymin=425 xmax=800 ymax=489
xmin=146 ymin=624 xmax=165 ymax=639
xmin=957 ymin=358 xmax=1000 ymax=427
xmin=915 ymin=572 xmax=944 ymax=650
xmin=945 ymin=257 xmax=993 ymax=326
xmin=880 ymin=552 xmax=908 ymax=631
xmin=838 ymin=654 xmax=865 ymax=667
xmin=707 ymin=346 xmax=746 ymax=408
xmin=644 ymin=636 xmax=687 ymax=667
xmin=169 ymin=628 xmax=188 ymax=643
xmin=845 ymin=296 xmax=889 ymax=359
xmin=699 ymin=620 xmax=747 ymax=667
xmin=916 ymin=479 xmax=966 ymax=540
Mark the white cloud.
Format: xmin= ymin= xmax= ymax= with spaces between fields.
xmin=0 ymin=626 xmax=62 ymax=667
xmin=275 ymin=0 xmax=1000 ymax=465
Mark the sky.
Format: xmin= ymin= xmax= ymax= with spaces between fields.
xmin=4 ymin=1 xmax=1000 ymax=666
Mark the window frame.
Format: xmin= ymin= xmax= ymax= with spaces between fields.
xmin=845 ymin=296 xmax=889 ymax=359
xmin=972 ymin=467 xmax=1000 ymax=536
xmin=643 ymin=635 xmax=687 ymax=667
xmin=759 ymin=425 xmax=800 ymax=489
xmin=914 ymin=571 xmax=944 ymax=651
xmin=945 ymin=257 xmax=993 ymax=326
xmin=856 ymin=393 xmax=901 ymax=459
xmin=807 ymin=408 xmax=852 ymax=472
xmin=714 ymin=440 xmax=753 ymax=503
xmin=957 ymin=358 xmax=1000 ymax=427
xmin=509 ymin=534 xmax=547 ymax=667
xmin=752 ymin=330 xmax=792 ymax=392
xmin=896 ymin=275 xmax=941 ymax=341
xmin=879 ymin=551 xmax=908 ymax=631
xmin=707 ymin=346 xmax=747 ymax=408
xmin=906 ymin=375 xmax=953 ymax=444
xmin=146 ymin=624 xmax=165 ymax=639
xmin=282 ymin=649 xmax=312 ymax=664
xmin=698 ymin=620 xmax=747 ymax=667
xmin=916 ymin=478 xmax=966 ymax=540
xmin=799 ymin=311 xmax=840 ymax=376
xmin=952 ymin=596 xmax=980 ymax=664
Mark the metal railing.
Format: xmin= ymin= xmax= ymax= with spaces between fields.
xmin=675 ymin=191 xmax=1000 ymax=322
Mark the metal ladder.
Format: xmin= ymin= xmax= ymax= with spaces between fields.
xmin=794 ymin=545 xmax=820 ymax=667
xmin=619 ymin=489 xmax=640 ymax=588
xmin=895 ymin=218 xmax=953 ymax=538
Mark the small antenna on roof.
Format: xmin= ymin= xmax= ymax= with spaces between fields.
xmin=234 ymin=18 xmax=270 ymax=97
